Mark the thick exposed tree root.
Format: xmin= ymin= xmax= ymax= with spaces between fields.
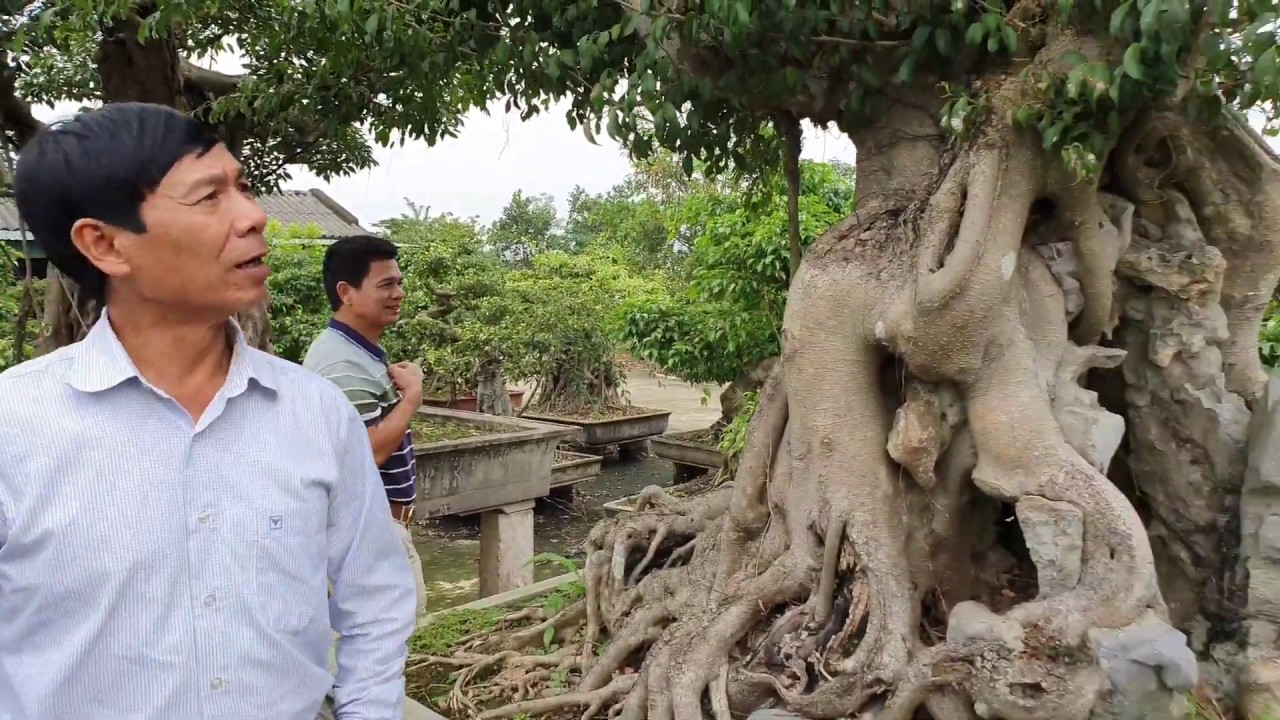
xmin=406 ymin=77 xmax=1277 ymax=720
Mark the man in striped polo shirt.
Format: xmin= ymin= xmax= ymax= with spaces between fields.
xmin=303 ymin=235 xmax=426 ymax=615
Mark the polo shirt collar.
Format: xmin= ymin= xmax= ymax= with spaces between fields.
xmin=68 ymin=307 xmax=278 ymax=395
xmin=328 ymin=318 xmax=386 ymax=362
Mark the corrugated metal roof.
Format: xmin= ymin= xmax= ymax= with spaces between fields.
xmin=0 ymin=188 xmax=370 ymax=240
xmin=0 ymin=198 xmax=21 ymax=233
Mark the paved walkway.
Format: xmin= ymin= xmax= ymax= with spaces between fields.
xmin=621 ymin=371 xmax=722 ymax=433
xmin=516 ymin=371 xmax=723 ymax=433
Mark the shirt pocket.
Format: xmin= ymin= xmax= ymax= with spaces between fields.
xmin=253 ymin=505 xmax=327 ymax=634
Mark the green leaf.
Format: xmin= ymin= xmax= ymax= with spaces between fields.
xmin=1067 ymin=64 xmax=1088 ymax=97
xmin=934 ymin=27 xmax=953 ymax=56
xmin=363 ymin=13 xmax=378 ymax=39
xmin=652 ymin=15 xmax=669 ymax=40
xmin=542 ymin=626 xmax=555 ymax=648
xmin=1043 ymin=120 xmax=1067 ymax=148
xmin=965 ymin=22 xmax=986 ymax=46
xmin=1257 ymin=46 xmax=1278 ymax=84
xmin=912 ymin=24 xmax=932 ymax=51
xmin=622 ymin=13 xmax=642 ymax=36
xmin=897 ymin=54 xmax=917 ymax=83
xmin=1002 ymin=25 xmax=1017 ymax=52
xmin=1139 ymin=0 xmax=1163 ymax=35
xmin=1109 ymin=0 xmax=1132 ymax=35
xmin=1122 ymin=43 xmax=1146 ymax=80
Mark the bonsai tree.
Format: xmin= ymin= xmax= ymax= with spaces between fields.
xmin=622 ymin=158 xmax=856 ymax=434
xmin=382 ymin=0 xmax=1280 ymax=717
xmin=378 ymin=207 xmax=516 ymax=412
xmin=492 ymin=246 xmax=669 ymax=418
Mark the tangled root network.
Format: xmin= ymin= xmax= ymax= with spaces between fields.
xmin=410 ymin=51 xmax=1280 ymax=720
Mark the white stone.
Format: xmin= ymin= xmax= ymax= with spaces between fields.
xmin=1001 ymin=252 xmax=1017 ymax=281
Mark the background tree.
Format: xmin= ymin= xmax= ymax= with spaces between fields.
xmin=261 ymin=221 xmax=329 ymax=364
xmin=622 ymin=158 xmax=856 ymax=428
xmin=379 ymin=207 xmax=509 ymax=404
xmin=0 ymin=0 xmax=478 ymax=352
xmin=486 ymin=190 xmax=568 ymax=266
xmin=563 ymin=182 xmax=674 ymax=271
xmin=349 ymin=1 xmax=1280 ymax=718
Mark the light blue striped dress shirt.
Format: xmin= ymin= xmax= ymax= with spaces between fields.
xmin=0 ymin=311 xmax=417 ymax=719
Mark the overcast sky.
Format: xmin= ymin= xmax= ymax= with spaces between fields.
xmin=32 ymin=96 xmax=857 ymax=229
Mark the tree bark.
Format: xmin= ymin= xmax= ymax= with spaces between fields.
xmin=476 ymin=358 xmax=515 ymax=416
xmin=34 ymin=8 xmax=274 ymax=354
xmin=430 ymin=57 xmax=1280 ymax=719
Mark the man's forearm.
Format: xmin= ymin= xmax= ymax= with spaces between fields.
xmin=367 ymin=399 xmax=416 ymax=464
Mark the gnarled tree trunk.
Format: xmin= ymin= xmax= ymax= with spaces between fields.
xmin=476 ymin=357 xmax=515 ymax=416
xmin=35 ymin=8 xmax=273 ymax=355
xmin=443 ymin=43 xmax=1280 ymax=720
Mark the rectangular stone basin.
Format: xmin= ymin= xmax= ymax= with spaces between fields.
xmin=412 ymin=406 xmax=579 ymax=517
xmin=651 ymin=430 xmax=725 ymax=470
xmin=522 ymin=407 xmax=672 ymax=448
xmin=551 ymin=450 xmax=603 ymax=488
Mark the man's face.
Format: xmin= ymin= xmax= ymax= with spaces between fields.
xmin=92 ymin=143 xmax=270 ymax=318
xmin=340 ymin=259 xmax=404 ymax=330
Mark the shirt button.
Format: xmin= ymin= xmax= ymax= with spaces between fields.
xmin=210 ymin=677 xmax=226 ymax=691
xmin=203 ymin=594 xmax=217 ymax=607
xmin=197 ymin=511 xmax=212 ymax=525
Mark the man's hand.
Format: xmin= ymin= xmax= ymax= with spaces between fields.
xmin=388 ymin=362 xmax=423 ymax=406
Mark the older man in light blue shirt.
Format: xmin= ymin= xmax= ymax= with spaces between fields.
xmin=0 ymin=103 xmax=416 ymax=719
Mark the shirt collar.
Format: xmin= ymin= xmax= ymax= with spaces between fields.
xmin=68 ymin=308 xmax=278 ymax=395
xmin=328 ymin=318 xmax=386 ymax=362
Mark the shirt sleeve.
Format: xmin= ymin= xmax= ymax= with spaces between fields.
xmin=314 ymin=360 xmax=387 ymax=427
xmin=326 ymin=402 xmax=417 ymax=719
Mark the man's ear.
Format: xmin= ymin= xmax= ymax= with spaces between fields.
xmin=335 ymin=280 xmax=353 ymax=306
xmin=69 ymin=218 xmax=131 ymax=280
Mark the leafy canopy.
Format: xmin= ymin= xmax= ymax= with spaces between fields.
xmin=247 ymin=0 xmax=1280 ymax=183
xmin=622 ymin=159 xmax=856 ymax=386
xmin=7 ymin=0 xmax=1276 ymax=193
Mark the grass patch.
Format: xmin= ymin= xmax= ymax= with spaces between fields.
xmin=410 ymin=416 xmax=508 ymax=443
xmin=408 ymin=606 xmax=504 ymax=656
xmin=527 ymin=402 xmax=657 ymax=421
xmin=407 ymin=557 xmax=587 ymax=716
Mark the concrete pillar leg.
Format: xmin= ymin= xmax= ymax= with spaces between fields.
xmin=479 ymin=500 xmax=536 ymax=597
xmin=618 ymin=439 xmax=651 ymax=460
xmin=672 ymin=463 xmax=701 ymax=485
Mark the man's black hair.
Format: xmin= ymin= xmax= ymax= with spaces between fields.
xmin=322 ymin=234 xmax=400 ymax=311
xmin=13 ymin=102 xmax=221 ymax=303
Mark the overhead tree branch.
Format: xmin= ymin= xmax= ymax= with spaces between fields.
xmin=179 ymin=59 xmax=244 ymax=96
xmin=0 ymin=51 xmax=44 ymax=147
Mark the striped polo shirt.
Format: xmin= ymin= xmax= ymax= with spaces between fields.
xmin=302 ymin=319 xmax=416 ymax=505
